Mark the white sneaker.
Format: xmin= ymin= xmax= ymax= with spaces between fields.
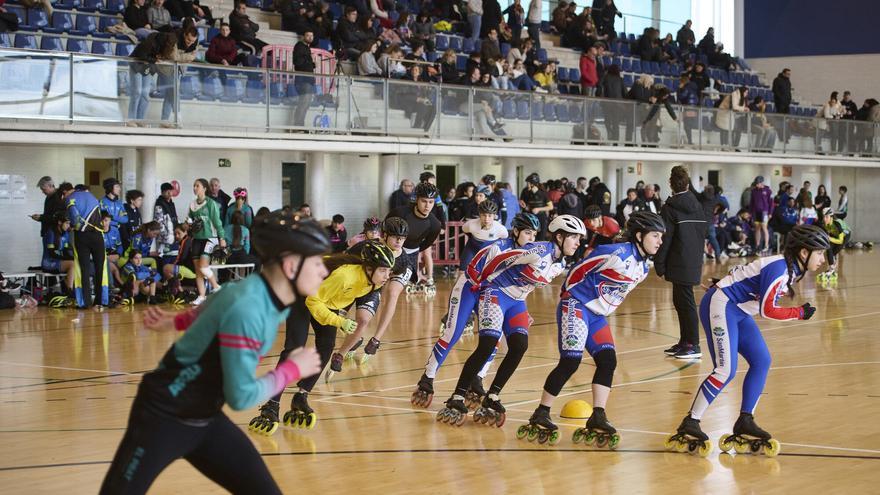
xmin=727 ymin=242 xmax=741 ymax=250
xmin=719 ymin=252 xmax=730 ymax=261
xmin=191 ymin=296 xmax=205 ymax=306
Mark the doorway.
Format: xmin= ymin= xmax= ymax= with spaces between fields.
xmin=282 ymin=162 xmax=306 ymax=209
xmin=707 ymin=170 xmax=720 ymax=188
xmin=435 ymin=164 xmax=456 ymax=201
xmin=84 ymin=158 xmax=121 ymax=198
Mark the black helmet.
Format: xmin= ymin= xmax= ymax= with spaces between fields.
xmin=478 ymin=200 xmax=499 ymax=215
xmin=512 ymin=212 xmax=540 ymax=232
xmin=414 ymin=182 xmax=438 ymax=199
xmin=103 ymin=177 xmax=119 ymax=193
xmin=360 ymin=240 xmax=396 ymax=268
xmin=251 ymin=211 xmax=331 ymax=262
xmin=383 ymin=217 xmax=409 ymax=237
xmin=626 ymin=211 xmax=666 ymax=236
xmin=786 ymin=224 xmax=831 ymax=251
xmin=363 ymin=216 xmax=381 ymax=232
xmin=584 ymin=204 xmax=602 ymax=219
xmin=419 ymin=171 xmax=436 ymax=183
xmin=482 ymin=174 xmax=496 ymax=185
xmin=525 ymin=173 xmax=541 ymax=185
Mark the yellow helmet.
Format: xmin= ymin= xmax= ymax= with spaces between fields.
xmin=560 ymin=399 xmax=593 ymax=419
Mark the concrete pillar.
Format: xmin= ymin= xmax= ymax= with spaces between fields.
xmin=821 ymin=166 xmax=833 ymax=195
xmin=603 ymin=160 xmax=619 ymax=206
xmin=501 ymin=157 xmax=518 ymax=190
xmin=306 ymin=151 xmax=326 ymax=219
xmin=137 ymin=148 xmax=157 ymax=219
xmin=652 ymin=0 xmax=661 ymax=29
xmin=379 ymin=153 xmax=398 ymax=217
xmin=689 ymin=162 xmax=703 ymax=192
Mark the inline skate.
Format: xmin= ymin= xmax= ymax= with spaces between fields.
xmin=664 ymin=415 xmax=712 ymax=457
xmin=517 ymin=407 xmax=560 ymax=445
xmin=573 ymin=407 xmax=620 ymax=449
xmin=719 ymin=413 xmax=781 ymax=457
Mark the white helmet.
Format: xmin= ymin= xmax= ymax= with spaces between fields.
xmin=549 ymin=214 xmax=587 ymax=236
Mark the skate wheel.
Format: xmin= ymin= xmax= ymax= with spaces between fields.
xmin=607 ymin=433 xmax=620 ymax=450
xmin=282 ymin=411 xmax=294 ymax=427
xmin=763 ymin=439 xmax=781 ymax=457
xmin=454 ymin=414 xmax=466 ymax=427
xmin=527 ymin=428 xmax=539 ymax=442
xmin=303 ymin=413 xmax=317 ymax=430
xmin=584 ymin=431 xmax=597 ymax=446
xmin=663 ymin=436 xmax=678 ymax=451
xmin=697 ymin=440 xmax=713 ymax=458
xmin=537 ymin=430 xmax=549 ymax=444
xmin=675 ymin=440 xmax=689 ymax=453
xmin=596 ymin=434 xmax=609 ymax=448
xmin=734 ymin=441 xmax=749 ymax=454
xmin=359 ymin=354 xmax=371 ymax=365
xmin=435 ymin=410 xmax=446 ymax=422
xmin=572 ymin=429 xmax=584 ymax=444
xmin=719 ymin=434 xmax=734 ymax=453
xmin=516 ymin=425 xmax=530 ymax=440
xmin=548 ymin=430 xmax=561 ymax=446
xmin=263 ymin=421 xmax=279 ymax=436
xmin=324 ymin=371 xmax=335 ymax=384
xmin=495 ymin=413 xmax=505 ymax=428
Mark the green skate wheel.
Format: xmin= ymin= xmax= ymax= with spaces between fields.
xmin=548 ymin=430 xmax=561 ymax=445
xmin=596 ymin=433 xmax=609 ymax=448
xmin=719 ymin=434 xmax=734 ymax=453
xmin=584 ymin=431 xmax=597 ymax=446
xmin=537 ymin=430 xmax=549 ymax=444
xmin=516 ymin=425 xmax=530 ymax=440
xmin=527 ymin=428 xmax=539 ymax=442
xmin=763 ymin=439 xmax=781 ymax=457
xmin=359 ymin=354 xmax=371 ymax=365
xmin=572 ymin=429 xmax=584 ymax=444
xmin=608 ymin=433 xmax=620 ymax=450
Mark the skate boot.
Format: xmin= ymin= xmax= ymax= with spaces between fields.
xmin=359 ymin=337 xmax=381 ymax=365
xmin=325 ymin=352 xmax=344 ymax=383
xmin=247 ymin=400 xmax=280 ymax=436
xmin=423 ymin=278 xmax=436 ymax=297
xmin=282 ymin=392 xmax=316 ymax=430
xmin=344 ymin=337 xmax=364 ymax=360
xmin=464 ymin=376 xmax=486 ymax=410
xmin=473 ymin=393 xmax=506 ymax=427
xmin=664 ymin=414 xmax=712 ymax=457
xmin=148 ymin=295 xmax=159 ymax=305
xmin=462 ymin=313 xmax=476 ymax=336
xmin=517 ymin=407 xmax=560 ymax=445
xmin=410 ymin=373 xmax=434 ymax=408
xmin=574 ymin=407 xmax=620 ymax=449
xmin=719 ymin=412 xmax=781 ymax=457
xmin=435 ymin=395 xmax=469 ymax=426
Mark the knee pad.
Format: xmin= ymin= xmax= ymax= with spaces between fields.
xmin=592 ymin=349 xmax=617 ymax=388
xmin=506 ymin=332 xmax=529 ymax=357
xmin=543 ymin=357 xmax=581 ymax=396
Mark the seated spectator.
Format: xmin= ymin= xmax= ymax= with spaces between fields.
xmin=596 ymin=0 xmax=621 ymax=41
xmin=229 ymin=1 xmax=267 ymax=54
xmin=465 ymin=51 xmax=482 ymax=75
xmin=348 ymin=216 xmax=382 ymax=247
xmin=206 ymin=22 xmax=249 ymax=68
xmin=534 ymin=61 xmax=558 ymax=93
xmin=335 ymin=6 xmax=369 ymax=60
xmin=357 ymin=39 xmax=383 ymax=76
xmin=161 ymin=223 xmax=196 ymax=299
xmin=615 ymin=188 xmax=644 ymax=224
xmin=727 ymin=209 xmax=753 ymax=253
xmin=688 ymin=62 xmax=710 ymax=94
xmin=314 ymin=2 xmax=333 ymax=39
xmin=440 ymin=49 xmax=461 ymax=84
xmin=402 ymin=65 xmax=437 ymax=132
xmin=42 ymin=212 xmax=75 ymax=295
xmin=147 ymin=0 xmax=172 ymax=32
xmin=509 ymin=58 xmax=536 ymax=91
xmin=122 ymin=252 xmax=161 ymax=304
xmin=164 ymin=0 xmax=213 ymax=26
xmin=125 ymin=0 xmax=155 ymax=40
xmin=480 ymin=28 xmax=502 ymax=67
xmin=412 ymin=12 xmax=436 ymax=52
xmin=326 ymin=214 xmax=347 ymax=252
xmin=124 ymin=221 xmax=162 ymax=268
xmin=128 ymin=32 xmax=176 ymax=124
xmin=749 ymin=96 xmax=777 ymax=150
xmin=225 ymin=211 xmax=258 ymax=266
xmin=395 ymin=12 xmax=413 ymax=45
xmin=378 ymin=44 xmax=406 ymax=78
xmin=661 ymin=33 xmax=679 ymax=61
xmin=225 ymin=187 xmax=254 ymax=227
xmin=709 ymin=42 xmax=736 ymax=71
xmin=771 ymin=196 xmax=798 ymax=237
xmin=716 ymin=86 xmax=749 ymax=147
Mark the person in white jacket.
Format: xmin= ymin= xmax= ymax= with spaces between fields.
xmin=818 ymin=91 xmax=844 ymax=152
xmin=715 ymin=86 xmax=749 ymax=147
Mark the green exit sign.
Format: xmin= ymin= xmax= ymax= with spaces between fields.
xmin=218 ymin=159 xmax=231 ymax=168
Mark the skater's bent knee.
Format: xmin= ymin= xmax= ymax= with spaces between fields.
xmin=592 ymin=349 xmax=617 ymax=387
xmin=506 ymin=333 xmax=529 ymax=356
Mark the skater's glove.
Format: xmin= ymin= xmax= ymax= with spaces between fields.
xmin=800 ymin=303 xmax=816 ymax=320
xmin=339 ymin=318 xmax=358 ymax=334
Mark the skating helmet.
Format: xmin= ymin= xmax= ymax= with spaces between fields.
xmin=584 ymin=205 xmax=603 ymax=220
xmin=363 ymin=216 xmax=382 ymax=232
xmin=251 ymin=211 xmax=331 ymax=262
xmin=786 ymin=224 xmax=831 ymax=251
xmin=360 ymin=240 xmax=396 ymax=268
xmin=383 ymin=217 xmax=409 ymax=237
xmin=549 ymin=215 xmax=587 ymax=236
xmin=511 ymin=212 xmax=540 ymax=232
xmin=475 ymin=185 xmax=491 ymax=197
xmin=821 ymin=207 xmax=835 ymax=218
xmin=481 ymin=174 xmax=496 ymax=185
xmin=414 ymin=182 xmax=439 ymax=199
xmin=525 ymin=173 xmax=541 ymax=185
xmin=233 ymin=187 xmax=248 ymax=199
xmin=478 ymin=200 xmax=499 ymax=215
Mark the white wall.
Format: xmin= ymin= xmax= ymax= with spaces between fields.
xmin=747 ymin=54 xmax=880 ymax=108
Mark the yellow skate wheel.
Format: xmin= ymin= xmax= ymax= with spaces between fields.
xmin=719 ymin=434 xmax=734 ymax=453
xmin=663 ymin=436 xmax=678 ymax=451
xmin=697 ymin=440 xmax=713 ymax=458
xmin=282 ymin=411 xmax=294 ymax=427
xmin=302 ymin=413 xmax=317 ymax=430
xmin=263 ymin=422 xmax=279 ymax=436
xmin=763 ymin=439 xmax=781 ymax=457
xmin=734 ymin=440 xmax=749 ymax=454
xmin=548 ymin=430 xmax=561 ymax=446
xmin=675 ymin=440 xmax=689 ymax=453
xmin=516 ymin=425 xmax=530 ymax=440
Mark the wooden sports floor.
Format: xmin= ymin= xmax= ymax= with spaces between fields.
xmin=1 ymin=251 xmax=879 ymax=494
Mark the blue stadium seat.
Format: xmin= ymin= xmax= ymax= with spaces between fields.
xmin=245 ymin=0 xmax=260 ymax=7
xmin=40 ymin=35 xmax=64 ymax=51
xmin=0 ymin=33 xmax=10 ymax=48
xmin=621 ymin=58 xmax=631 ymax=72
xmin=542 ymin=102 xmax=557 ymax=122
xmin=316 ymin=38 xmax=332 ymax=51
xmin=260 ymin=0 xmax=273 ymax=10
xmin=623 ymin=74 xmax=633 ymax=88
xmin=243 ymin=79 xmax=266 ymax=103
xmin=435 ymin=35 xmax=449 ymax=51
xmin=618 ymin=31 xmax=626 ymax=39
xmin=328 ymin=2 xmax=342 ymax=19
xmin=28 ymin=8 xmax=50 ymax=28
xmin=570 ymin=102 xmax=583 ymax=123
xmin=559 ymin=84 xmax=568 ymax=95
xmin=5 ymin=5 xmax=26 ymax=26
xmin=441 ymin=96 xmax=458 ymax=115
xmin=556 ymin=103 xmax=569 ymax=122
xmin=502 ymin=99 xmax=516 ymax=119
xmin=56 ymin=0 xmax=82 ymax=8
xmin=98 ymin=15 xmax=117 ymax=33
xmin=74 ymin=12 xmax=98 ymax=34
xmin=531 ymin=100 xmax=543 ymax=121
xmin=206 ymin=27 xmax=219 ymax=42
xmin=568 ymin=85 xmax=580 ymax=95
xmin=284 ymin=82 xmax=298 ymax=99
xmin=115 ymin=41 xmax=133 ymax=56
xmin=557 ymin=67 xmax=569 ymax=82
xmin=618 ymin=42 xmax=630 ymax=55
xmin=516 ymin=99 xmax=529 ymax=119
xmin=91 ymin=40 xmax=112 ymax=55
xmin=269 ymin=81 xmax=286 ymax=104
xmin=459 ymin=37 xmax=471 ymax=53
xmin=104 ymin=0 xmax=125 ymax=12
xmin=455 ymin=54 xmax=466 ymax=71
xmin=66 ymin=38 xmax=89 ymax=53
xmin=536 ymin=48 xmax=547 ymax=64
xmin=649 ymin=61 xmax=660 ymax=74
xmin=631 ymin=59 xmax=641 ymax=73
xmin=196 ymin=76 xmax=221 ymax=101
xmin=219 ymin=78 xmax=243 ymax=102
xmin=51 ymin=11 xmax=74 ymax=31
xmin=179 ymin=75 xmax=199 ymax=100
xmin=569 ymin=68 xmax=580 ymax=82
xmin=83 ymin=0 xmax=105 ymax=9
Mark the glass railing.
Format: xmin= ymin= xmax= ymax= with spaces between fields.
xmin=1 ymin=47 xmax=878 ymax=158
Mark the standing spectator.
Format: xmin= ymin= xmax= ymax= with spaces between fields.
xmin=481 ymin=0 xmax=502 ymax=38
xmin=697 ymin=27 xmax=715 ymax=56
xmin=66 ymin=184 xmax=109 ymax=309
xmin=641 ymin=85 xmax=677 ymax=144
xmin=292 ymin=30 xmax=316 ymax=128
xmin=124 ymin=0 xmax=154 ymax=40
xmin=600 ymin=64 xmax=624 ymax=142
xmin=206 ymin=23 xmax=249 ymax=69
xmin=654 ymin=165 xmax=707 ymax=360
xmin=467 ymin=0 xmax=483 ymax=42
xmin=836 ymin=185 xmax=849 ymax=219
xmin=819 ymin=91 xmax=843 ymax=152
xmin=124 ymin=189 xmax=145 ymax=243
xmin=772 ymin=68 xmax=792 ymax=115
xmin=557 ymin=183 xmax=583 ymax=218
xmin=579 ymin=42 xmax=599 ymax=96
xmin=225 ymin=187 xmax=255 ymax=227
xmin=526 ymin=0 xmax=541 ymax=49
xmin=480 ymin=28 xmax=502 ymax=67
xmin=229 ymin=1 xmax=267 ymax=54
xmin=749 ymin=96 xmax=777 ymax=150
xmin=31 ymin=176 xmax=66 ymax=239
xmin=326 ymin=214 xmax=347 ymax=252
xmin=164 ymin=0 xmax=213 ymax=25
xmin=795 ymin=180 xmax=812 ymax=209
xmin=412 ymin=12 xmax=436 ymax=52
xmin=156 ymin=24 xmax=198 ymax=127
xmin=642 ymin=184 xmax=661 ymax=214
xmin=502 ymin=0 xmax=525 ymax=45
xmin=839 ymin=91 xmax=858 ymax=153
xmin=551 ymin=1 xmax=569 ymax=34
xmin=587 ymin=176 xmax=612 ymax=215
xmin=699 ymin=184 xmax=724 ymax=260
xmin=716 ymin=86 xmax=749 ymax=148
xmin=749 ymin=176 xmax=773 ymax=254
xmin=128 ymin=32 xmax=176 ymax=124
xmin=100 ymin=178 xmax=129 ymax=248
xmin=225 ymin=210 xmax=258 ymax=267
xmin=389 ymin=179 xmax=415 ymax=210
xmin=814 ymin=185 xmax=831 ymax=212
xmin=855 ymin=99 xmax=879 ymax=154
xmin=595 ymin=0 xmax=621 ymax=40
xmin=519 ymin=173 xmax=553 ymax=239
xmin=298 ymin=203 xmax=312 ymax=217
xmin=625 ymin=74 xmax=654 ymax=143
xmin=677 ymin=73 xmax=700 ymax=145
xmin=334 ymin=7 xmax=369 ymax=60
xmin=208 ymin=177 xmax=231 ymax=222
xmin=153 ymin=182 xmax=178 ymax=255
xmin=676 ymin=19 xmax=695 ymax=55
xmin=771 ymin=196 xmax=799 ymax=238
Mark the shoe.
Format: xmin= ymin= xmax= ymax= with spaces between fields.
xmin=664 ymin=343 xmax=683 ymax=356
xmin=727 ymin=242 xmax=741 ymax=250
xmin=674 ymin=344 xmax=702 ymax=360
xmin=719 ymin=252 xmax=730 ymax=261
xmin=191 ymin=296 xmax=206 ymax=306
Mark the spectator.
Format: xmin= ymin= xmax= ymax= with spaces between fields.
xmin=188 ymin=178 xmax=225 ymax=306
xmin=814 ymin=185 xmax=831 ymax=212
xmin=335 ymin=7 xmax=369 ymax=60
xmin=502 ymin=0 xmax=525 ymax=45
xmin=156 ymin=24 xmax=198 ymax=127
xmin=164 ymin=0 xmax=213 ymax=26
xmin=716 ymin=86 xmax=749 ymax=147
xmin=467 ymin=0 xmax=483 ymax=41
xmin=225 ymin=210 xmax=258 ymax=268
xmin=526 ymin=0 xmax=541 ymax=50
xmin=533 ymin=61 xmax=558 ymax=93
xmin=708 ymin=43 xmax=736 ymax=71
xmin=121 ymin=252 xmax=160 ymax=304
xmin=676 ymin=73 xmax=700 ymax=145
xmin=772 ymin=68 xmax=792 ymax=115
xmin=697 ymin=27 xmax=715 ymax=56
xmin=412 ymin=13 xmax=436 ymax=51
xmin=796 ymin=180 xmax=812 ymax=209
xmin=840 ymin=91 xmax=858 ymax=152
xmin=357 ymin=39 xmax=383 ymax=76
xmin=30 ymin=176 xmax=66 ymax=240
xmin=42 ymin=211 xmax=75 ymax=295
xmin=481 ymin=0 xmax=502 ymax=38
xmin=798 ymin=197 xmax=817 ymax=225
xmin=124 ymin=189 xmax=145 ymax=242
xmin=749 ymin=96 xmax=777 ymax=150
xmin=298 ymin=203 xmax=312 ymax=217
xmin=208 ymin=177 xmax=231 ymax=222
xmin=66 ymin=184 xmax=109 ymax=308
xmin=519 ymin=173 xmax=553 ymax=239
xmin=124 ymin=0 xmax=154 ymax=40
xmin=153 ymin=182 xmax=178 ymax=255
xmin=147 ymin=0 xmax=172 ymax=32
xmin=654 ymin=165 xmax=707 ymax=360
xmin=688 ymin=61 xmax=710 ymax=95
xmin=615 ymin=188 xmax=643 ymax=224
xmin=551 ymin=1 xmax=569 ymax=34
xmin=676 ymin=19 xmax=695 ymax=54
xmin=819 ymin=91 xmax=844 ymax=152
xmin=128 ymin=33 xmax=176 ymax=124
xmin=557 ymin=183 xmax=583 ymax=218
xmin=595 ymin=0 xmax=621 ymax=40
xmin=326 ymin=214 xmax=347 ymax=252
xmin=291 ymin=30 xmax=316 ymax=128
xmin=348 ymin=216 xmax=382 ymax=247
xmin=771 ymin=196 xmax=798 ymax=237
xmin=749 ymin=176 xmax=772 ymax=254
xmin=579 ymin=42 xmax=599 ymax=96
xmin=642 ymin=184 xmax=661 ymax=213
xmin=661 ymin=33 xmax=679 ymax=61
xmin=100 ymin=178 xmax=129 ymax=248
xmin=642 ymin=85 xmax=677 ymax=144
xmin=836 ymin=186 xmax=849 ymax=219
xmin=225 ymin=187 xmax=254 ymax=227
xmin=855 ymin=99 xmax=879 ymax=154
xmin=698 ymin=184 xmax=724 ymax=260
xmin=230 ymin=1 xmax=267 ymax=54
xmin=206 ymin=23 xmax=249 ymax=68
xmin=314 ymin=2 xmax=333 ymax=39
xmin=586 ymin=176 xmax=613 ymax=215
xmin=401 ymin=65 xmax=437 ymax=132
xmin=390 ymin=179 xmax=415 ymax=210
xmin=600 ymin=64 xmax=624 ymax=141
xmin=369 ymin=0 xmax=392 ymax=29
xmin=481 ymin=28 xmax=502 ymax=66
xmin=440 ymin=49 xmax=461 ymax=84
xmin=625 ymin=74 xmax=653 ymax=143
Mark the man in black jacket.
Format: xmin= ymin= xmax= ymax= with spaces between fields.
xmin=292 ymin=30 xmax=316 ymax=128
xmin=654 ymin=165 xmax=707 ymax=360
xmin=334 ymin=6 xmax=368 ymax=60
xmin=676 ymin=20 xmax=695 ymax=55
xmin=772 ymin=68 xmax=792 ymax=115
xmin=31 ymin=176 xmax=66 ymax=238
xmin=229 ymin=2 xmax=266 ymax=54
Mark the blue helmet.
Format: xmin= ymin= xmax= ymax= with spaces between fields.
xmin=512 ymin=212 xmax=540 ymax=232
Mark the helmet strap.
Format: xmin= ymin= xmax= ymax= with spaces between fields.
xmin=632 ymin=232 xmax=651 ymax=260
xmin=288 ymin=255 xmax=307 ymax=300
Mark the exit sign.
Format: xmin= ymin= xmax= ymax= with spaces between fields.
xmin=218 ymin=159 xmax=231 ymax=168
